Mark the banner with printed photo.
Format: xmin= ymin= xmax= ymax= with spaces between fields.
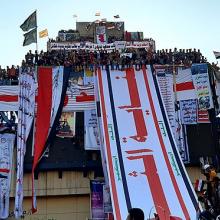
xmin=97 ymin=66 xmax=198 ymax=220
xmin=0 ymin=133 xmax=15 ymax=219
xmin=90 ymin=180 xmax=105 ymax=219
xmin=191 ymin=63 xmax=213 ymax=110
xmin=64 ymin=70 xmax=95 ymax=111
xmin=56 ymin=112 xmax=75 ymax=138
xmin=180 ymin=99 xmax=197 ymax=124
xmin=175 ymin=108 xmax=190 ymax=163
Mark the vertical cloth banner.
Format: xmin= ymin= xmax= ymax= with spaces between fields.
xmin=155 ymin=66 xmax=176 ymax=138
xmin=32 ymin=66 xmax=69 ymax=213
xmin=90 ymin=180 xmax=105 ymax=219
xmin=175 ymin=108 xmax=190 ymax=163
xmin=15 ymin=68 xmax=37 ymax=218
xmin=0 ymin=133 xmax=15 ymax=219
xmin=84 ymin=109 xmax=100 ymax=150
xmin=155 ymin=66 xmax=189 ymax=163
xmin=84 ymin=69 xmax=100 ymax=150
xmin=191 ymin=63 xmax=213 ymax=110
xmin=97 ymin=66 xmax=198 ymax=220
xmin=94 ymin=72 xmax=110 ymax=185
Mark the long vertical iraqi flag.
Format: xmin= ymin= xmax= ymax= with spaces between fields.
xmin=31 ymin=66 xmax=70 ymax=213
xmin=97 ymin=66 xmax=198 ymax=220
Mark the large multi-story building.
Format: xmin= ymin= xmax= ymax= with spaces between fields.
xmin=6 ymin=20 xmax=220 ymax=220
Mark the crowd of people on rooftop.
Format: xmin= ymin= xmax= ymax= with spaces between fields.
xmin=21 ymin=47 xmax=206 ymax=70
xmin=0 ymin=65 xmax=19 ymax=85
xmin=0 ymin=46 xmax=209 ymax=85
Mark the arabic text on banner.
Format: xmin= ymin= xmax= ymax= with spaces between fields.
xmin=180 ymin=99 xmax=197 ymax=124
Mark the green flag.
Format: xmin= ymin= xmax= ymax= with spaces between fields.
xmin=20 ymin=11 xmax=37 ymax=32
xmin=23 ymin=28 xmax=37 ymax=46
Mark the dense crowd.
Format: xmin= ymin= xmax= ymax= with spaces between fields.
xmin=0 ymin=65 xmax=19 ymax=85
xmin=21 ymin=47 xmax=206 ymax=71
xmin=0 ymin=47 xmax=208 ymax=85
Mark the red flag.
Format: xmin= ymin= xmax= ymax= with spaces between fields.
xmin=32 ymin=67 xmax=52 ymax=213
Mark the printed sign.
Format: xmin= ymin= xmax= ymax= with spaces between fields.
xmin=180 ymin=99 xmax=197 ymax=124
xmin=191 ymin=64 xmax=213 ymax=110
xmin=56 ymin=112 xmax=75 ymax=138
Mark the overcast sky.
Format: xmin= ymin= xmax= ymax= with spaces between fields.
xmin=0 ymin=0 xmax=220 ymax=67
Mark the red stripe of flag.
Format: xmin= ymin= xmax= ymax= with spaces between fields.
xmin=0 ymin=95 xmax=18 ymax=102
xmin=76 ymin=92 xmax=95 ymax=102
xmin=176 ymin=82 xmax=195 ymax=91
xmin=32 ymin=67 xmax=52 ymax=213
xmin=0 ymin=168 xmax=10 ymax=173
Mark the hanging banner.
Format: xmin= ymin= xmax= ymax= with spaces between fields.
xmin=179 ymin=99 xmax=197 ymax=124
xmin=155 ymin=66 xmax=190 ymax=162
xmin=197 ymin=109 xmax=210 ymax=123
xmin=176 ymin=67 xmax=196 ymax=101
xmin=64 ymin=70 xmax=95 ymax=111
xmin=0 ymin=70 xmax=96 ymax=112
xmin=84 ymin=69 xmax=100 ymax=149
xmin=94 ymin=72 xmax=110 ymax=187
xmin=96 ymin=26 xmax=107 ymax=44
xmin=216 ymin=81 xmax=220 ymax=96
xmin=97 ymin=66 xmax=198 ymax=220
xmin=103 ymin=184 xmax=113 ymax=214
xmin=15 ymin=68 xmax=37 ymax=218
xmin=90 ymin=180 xmax=105 ymax=219
xmin=32 ymin=66 xmax=69 ymax=213
xmin=0 ymin=133 xmax=15 ymax=219
xmin=84 ymin=109 xmax=100 ymax=150
xmin=175 ymin=108 xmax=190 ymax=163
xmin=155 ymin=65 xmax=176 ymax=137
xmin=191 ymin=63 xmax=213 ymax=110
xmin=48 ymin=40 xmax=154 ymax=51
xmin=114 ymin=41 xmax=126 ymax=50
xmin=56 ymin=112 xmax=75 ymax=138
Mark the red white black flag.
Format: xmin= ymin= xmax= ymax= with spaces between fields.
xmin=31 ymin=66 xmax=70 ymax=213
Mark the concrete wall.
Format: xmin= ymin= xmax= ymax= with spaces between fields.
xmin=9 ymin=196 xmax=90 ymax=220
xmin=7 ymin=167 xmax=201 ymax=220
xmin=9 ymin=171 xmax=95 ymax=220
xmin=10 ymin=171 xmax=94 ymax=197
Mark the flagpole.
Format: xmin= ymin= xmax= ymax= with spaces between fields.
xmin=36 ymin=9 xmax=38 ymax=52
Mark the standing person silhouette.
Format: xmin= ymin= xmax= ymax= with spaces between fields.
xmin=126 ymin=208 xmax=145 ymax=220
